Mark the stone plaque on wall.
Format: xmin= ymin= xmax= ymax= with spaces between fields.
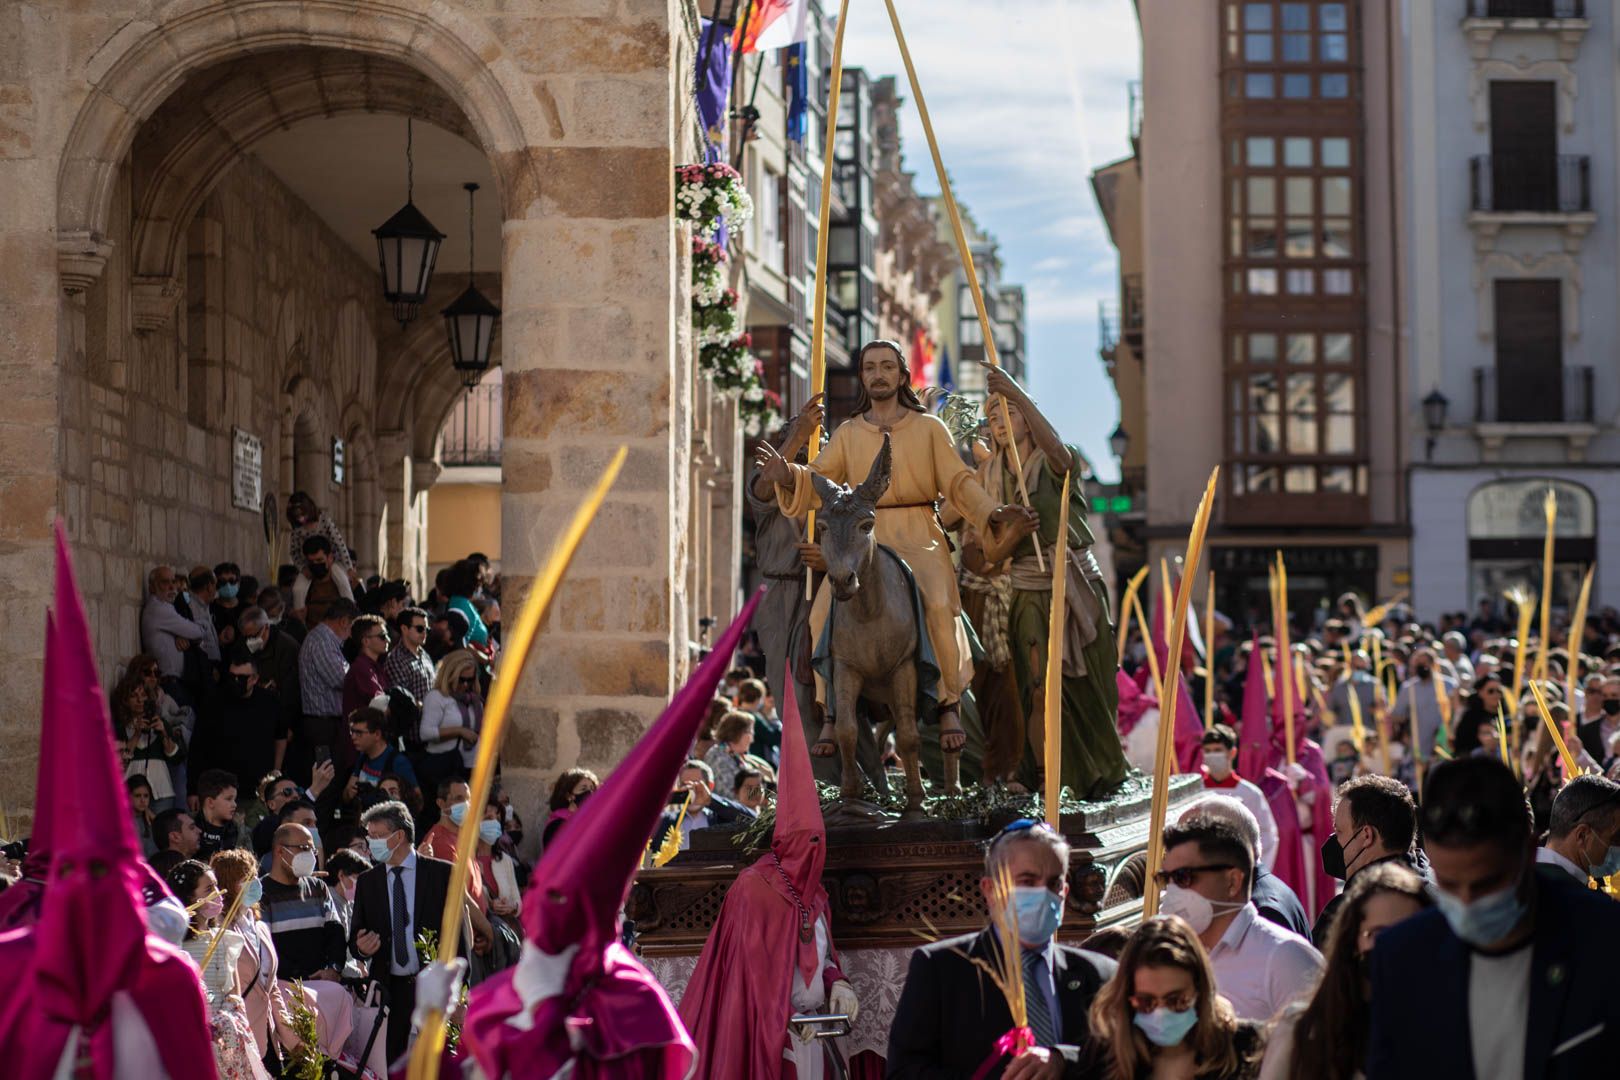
xmin=232 ymin=428 xmax=262 ymax=512
xmin=332 ymin=437 xmax=346 ymax=485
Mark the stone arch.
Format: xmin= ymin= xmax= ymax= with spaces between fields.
xmin=58 ymin=0 xmax=539 ymax=288
xmin=281 ymin=372 xmax=333 ymax=505
xmin=340 ymin=401 xmax=381 ymax=573
xmin=129 ymin=50 xmax=482 ymax=286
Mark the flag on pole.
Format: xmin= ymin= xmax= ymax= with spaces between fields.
xmin=696 ymin=19 xmax=733 ymax=162
xmin=938 ymin=345 xmax=956 ymax=392
xmin=733 ymin=0 xmax=812 ymax=54
xmin=785 ymin=42 xmax=808 ymax=143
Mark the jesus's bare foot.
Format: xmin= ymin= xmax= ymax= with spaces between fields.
xmin=938 ymin=705 xmax=966 ymax=754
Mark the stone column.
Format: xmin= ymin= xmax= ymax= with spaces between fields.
xmin=496 ymin=0 xmax=700 ymax=825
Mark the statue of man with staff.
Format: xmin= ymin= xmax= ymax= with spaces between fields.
xmin=753 ymin=340 xmax=1036 ymax=760
xmin=973 ymin=363 xmax=1130 ymax=801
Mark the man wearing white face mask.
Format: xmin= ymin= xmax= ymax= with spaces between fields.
xmin=1535 ymin=774 xmax=1620 ymax=886
xmin=1157 ymin=815 xmax=1322 ymax=1023
xmin=259 ymin=822 xmax=349 ymax=984
xmin=889 ymin=820 xmax=1117 ymax=1078
xmin=1199 ymin=725 xmax=1279 ymax=873
xmin=1367 ymin=757 xmax=1620 ymax=1079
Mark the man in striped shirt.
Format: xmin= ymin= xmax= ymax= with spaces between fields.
xmin=259 ymin=821 xmax=349 ymax=982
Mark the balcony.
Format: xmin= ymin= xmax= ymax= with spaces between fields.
xmin=1470 ymin=154 xmax=1589 ymax=213
xmin=1471 ymin=364 xmax=1597 ymax=459
xmin=440 ymin=378 xmax=503 ymax=467
xmin=1099 ymin=301 xmax=1120 ymax=357
xmin=1121 ymin=273 xmax=1144 ymax=350
xmin=1466 ymin=0 xmax=1584 ymax=18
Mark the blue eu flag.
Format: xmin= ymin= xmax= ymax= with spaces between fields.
xmin=786 ymin=43 xmax=808 ymax=144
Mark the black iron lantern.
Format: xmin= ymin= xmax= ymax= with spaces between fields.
xmin=1109 ymin=423 xmax=1130 ymax=461
xmin=1422 ymin=388 xmax=1449 ymax=460
xmin=373 ymin=117 xmax=444 ymax=327
xmin=443 ymin=182 xmax=500 ymax=385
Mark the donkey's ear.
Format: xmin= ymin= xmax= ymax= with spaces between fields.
xmin=810 ymin=470 xmax=843 ymax=510
xmin=855 ymin=434 xmax=892 ymax=504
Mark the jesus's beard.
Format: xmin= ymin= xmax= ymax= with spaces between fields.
xmin=865 ymin=381 xmax=898 ymax=402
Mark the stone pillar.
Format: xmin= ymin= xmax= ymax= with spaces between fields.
xmin=495 ymin=0 xmax=700 ymax=822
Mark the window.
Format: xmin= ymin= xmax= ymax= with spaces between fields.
xmin=1228 ymin=330 xmax=1365 ymax=493
xmin=1227 ymin=134 xmax=1359 ymax=296
xmin=754 ymin=168 xmax=783 ymax=273
xmin=1493 ymin=280 xmax=1563 ymax=422
xmin=1229 ymin=1 xmax=1357 ymax=101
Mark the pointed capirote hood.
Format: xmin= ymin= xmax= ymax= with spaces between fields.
xmin=1238 ymin=635 xmax=1273 ymax=781
xmin=520 ymin=588 xmax=764 ymax=969
xmin=34 ymin=520 xmax=150 ymax=1025
xmin=769 ymin=660 xmax=825 ymax=897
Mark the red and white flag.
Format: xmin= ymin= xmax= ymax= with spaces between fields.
xmin=733 ymin=0 xmax=812 ymax=54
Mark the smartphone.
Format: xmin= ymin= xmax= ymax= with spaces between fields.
xmin=314 ymin=745 xmax=332 ymax=766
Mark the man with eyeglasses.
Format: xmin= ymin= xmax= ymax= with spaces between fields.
xmin=1535 ymin=774 xmax=1620 ymax=886
xmin=888 ymin=820 xmax=1117 ymax=1078
xmin=1367 ymin=757 xmax=1620 ymax=1079
xmin=343 ymin=613 xmax=391 ymax=720
xmin=140 ymin=564 xmax=204 ymax=682
xmin=384 ymin=606 xmax=436 ymax=705
xmin=1157 ymin=814 xmax=1321 ymax=1022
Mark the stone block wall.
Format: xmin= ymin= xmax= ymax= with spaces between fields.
xmin=61 ymin=153 xmax=384 ymax=689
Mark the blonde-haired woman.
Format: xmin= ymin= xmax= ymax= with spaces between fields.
xmin=210 ymin=848 xmax=292 ymax=1069
xmin=1082 ymin=916 xmax=1265 ymax=1080
xmin=420 ymin=649 xmax=485 ymax=792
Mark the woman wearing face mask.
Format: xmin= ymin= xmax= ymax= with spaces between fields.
xmin=1259 ymin=864 xmax=1430 ymax=1080
xmin=1082 ymin=916 xmax=1264 ymax=1079
xmin=168 ymin=859 xmax=274 ymax=1080
xmin=420 ymin=650 xmax=484 ymax=797
xmin=211 ymin=848 xmax=293 ymax=1071
xmin=469 ymin=803 xmax=527 ymax=977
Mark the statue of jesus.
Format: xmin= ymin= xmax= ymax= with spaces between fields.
xmin=753 ymin=340 xmax=1037 ymax=757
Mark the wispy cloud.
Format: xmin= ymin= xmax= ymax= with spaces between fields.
xmin=841 ymin=0 xmax=1140 ymax=479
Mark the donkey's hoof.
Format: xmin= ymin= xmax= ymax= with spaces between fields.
xmin=899 ymin=806 xmax=930 ymax=823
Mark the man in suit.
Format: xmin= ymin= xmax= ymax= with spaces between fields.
xmin=887 ymin=820 xmax=1116 ymax=1079
xmin=1367 ymin=757 xmax=1620 ymax=1079
xmin=350 ymin=799 xmax=491 ymax=1061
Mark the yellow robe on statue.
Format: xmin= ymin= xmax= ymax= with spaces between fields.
xmin=777 ymin=409 xmax=1000 ymax=708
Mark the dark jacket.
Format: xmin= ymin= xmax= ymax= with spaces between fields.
xmin=886 ymin=928 xmax=1116 ymax=1079
xmin=254 ymin=629 xmax=304 ymax=726
xmin=1252 ymin=867 xmax=1312 ymax=941
xmin=1072 ymin=1020 xmax=1265 ymax=1080
xmin=348 ymin=853 xmax=456 ymax=977
xmin=1367 ymin=872 xmax=1620 ymax=1079
xmin=1312 ymin=850 xmax=1427 ymax=949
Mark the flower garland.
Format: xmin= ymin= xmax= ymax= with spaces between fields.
xmin=692 ymin=236 xmax=728 ymax=306
xmin=694 ymin=288 xmax=741 ymax=347
xmin=739 ymin=385 xmax=784 ymax=439
xmin=700 ymin=333 xmax=757 ymax=392
xmin=676 ymin=162 xmax=754 ymax=235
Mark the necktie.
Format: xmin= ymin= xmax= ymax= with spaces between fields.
xmin=392 ymin=866 xmax=411 ymax=968
xmin=1022 ymin=948 xmax=1057 ymax=1047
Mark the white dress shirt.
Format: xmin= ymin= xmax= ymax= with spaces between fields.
xmin=1208 ymin=902 xmax=1324 ymax=1022
xmin=1535 ymin=845 xmax=1588 ymax=885
xmin=386 ymin=851 xmax=421 ymax=976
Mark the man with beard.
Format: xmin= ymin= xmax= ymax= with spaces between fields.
xmin=754 ymin=340 xmax=1035 ymax=756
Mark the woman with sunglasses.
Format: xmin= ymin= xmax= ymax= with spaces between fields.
xmin=420 ymin=649 xmax=485 ymax=796
xmin=1260 ymin=863 xmax=1429 ymax=1080
xmin=1082 ymin=916 xmax=1264 ymax=1080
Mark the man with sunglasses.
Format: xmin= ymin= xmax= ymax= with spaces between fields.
xmin=1535 ymin=774 xmax=1620 ymax=886
xmin=888 ymin=820 xmax=1116 ymax=1078
xmin=384 ymin=606 xmax=436 ymax=704
xmin=1158 ymin=814 xmax=1321 ymax=1022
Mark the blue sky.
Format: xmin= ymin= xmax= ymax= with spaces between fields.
xmin=839 ymin=0 xmax=1140 ymax=481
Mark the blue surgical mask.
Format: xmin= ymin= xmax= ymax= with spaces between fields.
xmin=1133 ymin=1005 xmax=1199 ymax=1048
xmin=368 ymin=834 xmax=399 ymax=863
xmin=478 ymin=819 xmax=503 ymax=846
xmin=1011 ymin=885 xmax=1063 ymax=944
xmin=1434 ymin=881 xmax=1528 ymax=948
xmin=218 ymin=583 xmax=239 ymax=600
xmin=448 ymin=802 xmax=469 ymax=827
xmin=309 ymin=827 xmax=322 ymax=851
xmin=1591 ymin=845 xmax=1620 ymax=880
xmin=241 ymin=877 xmax=263 ymax=907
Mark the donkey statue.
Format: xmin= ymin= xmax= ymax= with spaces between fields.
xmin=812 ymin=435 xmax=957 ymax=820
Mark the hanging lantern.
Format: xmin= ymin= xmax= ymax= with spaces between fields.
xmin=443 ymin=181 xmax=501 ymax=385
xmin=373 ymin=117 xmax=444 ymax=326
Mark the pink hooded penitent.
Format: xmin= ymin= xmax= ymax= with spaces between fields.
xmin=1151 ymin=583 xmax=1206 ymax=772
xmin=0 ymin=520 xmax=213 ymax=1079
xmin=462 ymin=588 xmax=765 ymax=1080
xmin=679 ymin=664 xmax=842 ymax=1079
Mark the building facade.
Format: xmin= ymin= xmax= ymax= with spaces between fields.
xmin=1404 ymin=0 xmax=1620 ymax=620
xmin=1100 ymin=0 xmax=1409 ymax=628
xmin=931 ymin=203 xmax=1028 ymax=404
xmin=0 ymin=0 xmax=740 ymax=821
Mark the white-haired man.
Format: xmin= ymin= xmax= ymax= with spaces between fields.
xmin=1180 ymin=794 xmax=1311 ymax=940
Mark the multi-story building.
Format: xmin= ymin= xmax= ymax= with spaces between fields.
xmin=932 ymin=203 xmax=1028 ymax=404
xmin=1404 ymin=0 xmax=1619 ymax=619
xmin=1098 ymin=0 xmax=1410 ymax=626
